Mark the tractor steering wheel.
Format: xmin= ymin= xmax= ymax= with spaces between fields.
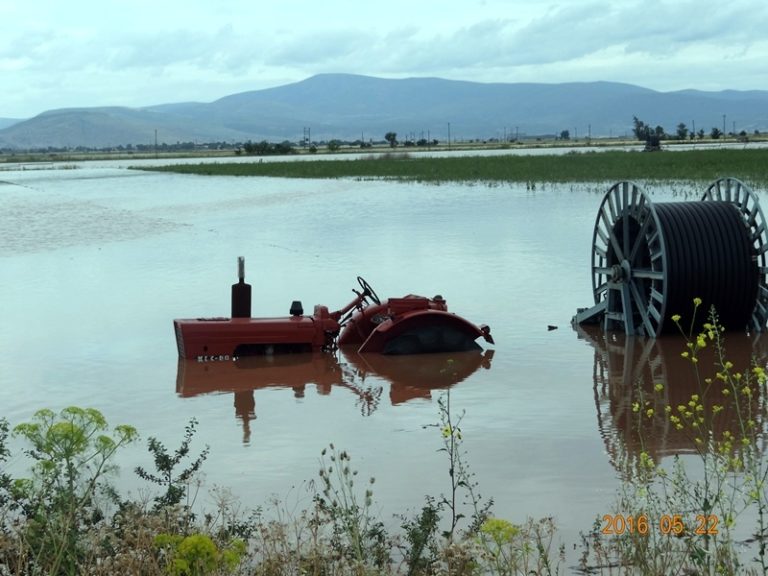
xmin=357 ymin=276 xmax=381 ymax=305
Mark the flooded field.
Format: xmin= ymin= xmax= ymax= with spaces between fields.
xmin=1 ymin=164 xmax=765 ymax=560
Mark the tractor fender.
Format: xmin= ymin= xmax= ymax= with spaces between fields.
xmin=358 ymin=310 xmax=488 ymax=354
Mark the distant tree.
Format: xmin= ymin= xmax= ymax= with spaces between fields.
xmin=274 ymin=141 xmax=295 ymax=154
xmin=644 ymin=134 xmax=662 ymax=151
xmin=710 ymin=127 xmax=723 ymax=140
xmin=698 ymin=129 xmax=705 ymax=140
xmin=632 ymin=116 xmax=651 ymax=141
xmin=241 ymin=140 xmax=296 ymax=155
xmin=327 ymin=139 xmax=341 ymax=152
xmin=675 ymin=123 xmax=688 ymax=140
xmin=384 ymin=132 xmax=398 ymax=148
xmin=559 ymin=130 xmax=570 ymax=140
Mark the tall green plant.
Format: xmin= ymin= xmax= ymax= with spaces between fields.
xmin=12 ymin=406 xmax=138 ymax=575
xmin=314 ymin=443 xmax=389 ymax=571
xmin=587 ymin=301 xmax=768 ymax=574
xmin=0 ymin=418 xmax=11 ymax=510
xmin=436 ymin=390 xmax=493 ymax=539
xmin=135 ymin=418 xmax=210 ymax=510
xmin=154 ymin=532 xmax=245 ymax=576
xmin=398 ymin=497 xmax=442 ymax=576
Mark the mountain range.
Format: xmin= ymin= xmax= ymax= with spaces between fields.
xmin=2 ymin=73 xmax=767 ymax=149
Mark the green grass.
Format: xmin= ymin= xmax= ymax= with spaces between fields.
xmin=137 ymin=148 xmax=768 ymax=187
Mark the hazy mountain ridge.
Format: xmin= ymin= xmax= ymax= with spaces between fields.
xmin=1 ymin=74 xmax=767 ymax=149
xmin=0 ymin=118 xmax=22 ymax=130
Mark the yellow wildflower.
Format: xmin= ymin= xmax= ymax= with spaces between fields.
xmin=481 ymin=518 xmax=519 ymax=543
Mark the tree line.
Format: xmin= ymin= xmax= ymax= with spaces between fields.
xmin=632 ymin=116 xmax=755 ymax=143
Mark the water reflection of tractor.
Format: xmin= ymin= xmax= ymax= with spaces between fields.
xmin=575 ymin=324 xmax=768 ymax=473
xmin=174 ymin=262 xmax=493 ymax=359
xmin=175 ymin=349 xmax=494 ymax=443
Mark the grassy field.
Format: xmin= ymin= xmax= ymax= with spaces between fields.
xmin=137 ymin=147 xmax=768 ymax=187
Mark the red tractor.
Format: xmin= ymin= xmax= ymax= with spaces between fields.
xmin=174 ymin=259 xmax=493 ymax=361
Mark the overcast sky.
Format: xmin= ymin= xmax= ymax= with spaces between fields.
xmin=2 ymin=0 xmax=767 ymax=118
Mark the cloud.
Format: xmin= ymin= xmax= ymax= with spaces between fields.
xmin=2 ymin=0 xmax=768 ymax=118
xmin=268 ymin=29 xmax=374 ymax=67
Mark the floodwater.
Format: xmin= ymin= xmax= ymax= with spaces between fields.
xmin=1 ymin=164 xmax=765 ymax=562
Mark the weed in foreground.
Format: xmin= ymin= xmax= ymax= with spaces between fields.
xmin=8 ymin=407 xmax=138 ymax=575
xmin=434 ymin=390 xmax=493 ymax=539
xmin=0 ymin=394 xmax=566 ymax=575
xmin=0 ymin=418 xmax=11 ymax=511
xmin=582 ymin=300 xmax=768 ymax=575
xmin=135 ymin=417 xmax=210 ymax=511
xmin=399 ymin=389 xmax=564 ymax=575
xmin=315 ymin=444 xmax=390 ymax=571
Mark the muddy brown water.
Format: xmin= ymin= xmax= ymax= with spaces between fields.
xmin=1 ymin=164 xmax=764 ymax=563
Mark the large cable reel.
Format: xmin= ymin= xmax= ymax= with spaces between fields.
xmin=573 ymin=177 xmax=768 ymax=335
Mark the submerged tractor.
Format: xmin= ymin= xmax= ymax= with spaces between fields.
xmin=174 ymin=258 xmax=493 ymax=361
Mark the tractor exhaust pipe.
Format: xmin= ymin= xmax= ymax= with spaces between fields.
xmin=231 ymin=256 xmax=252 ymax=318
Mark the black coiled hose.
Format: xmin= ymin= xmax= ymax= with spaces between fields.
xmin=654 ymin=201 xmax=758 ymax=332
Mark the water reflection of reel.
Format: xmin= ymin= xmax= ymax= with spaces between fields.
xmin=575 ymin=324 xmax=768 ymax=473
xmin=175 ymin=349 xmax=494 ymax=444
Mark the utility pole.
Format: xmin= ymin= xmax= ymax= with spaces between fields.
xmin=447 ymin=122 xmax=451 ymax=149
